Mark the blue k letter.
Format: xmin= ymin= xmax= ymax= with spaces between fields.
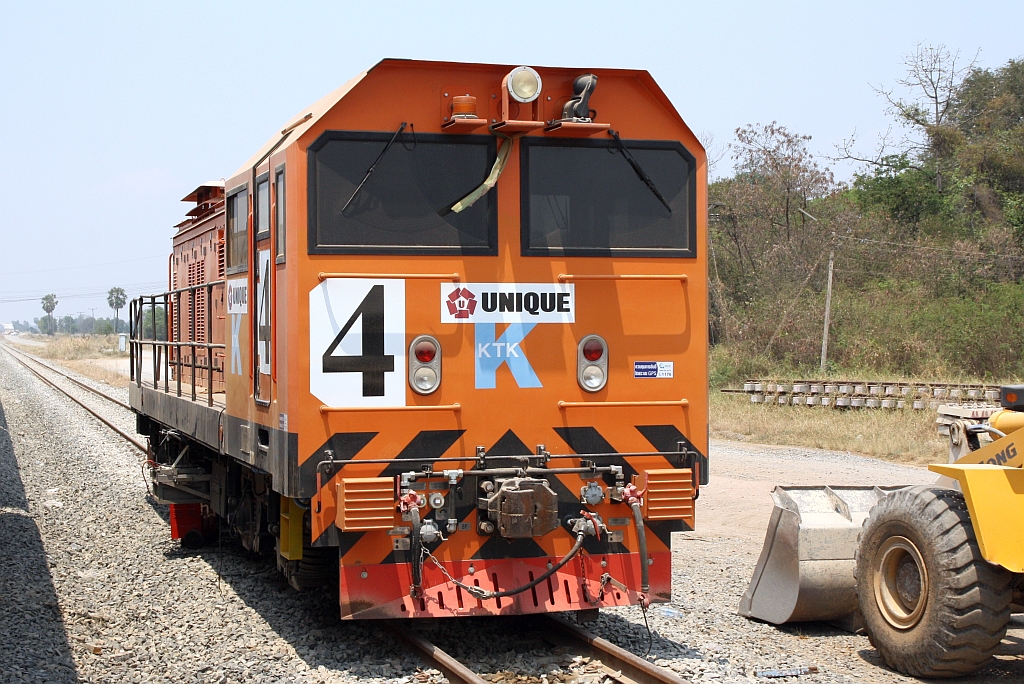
xmin=475 ymin=323 xmax=542 ymax=389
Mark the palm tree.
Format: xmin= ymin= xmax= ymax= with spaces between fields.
xmin=107 ymin=287 xmax=126 ymax=334
xmin=41 ymin=293 xmax=58 ymax=335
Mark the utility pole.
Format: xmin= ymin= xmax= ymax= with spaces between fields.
xmin=820 ymin=237 xmax=835 ymax=374
xmin=798 ymin=208 xmax=835 ymax=375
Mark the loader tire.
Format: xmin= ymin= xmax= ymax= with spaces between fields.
xmin=855 ymin=486 xmax=1013 ymax=678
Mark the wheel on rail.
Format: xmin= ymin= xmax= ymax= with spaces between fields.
xmin=855 ymin=486 xmax=1013 ymax=678
xmin=181 ymin=529 xmax=205 ymax=550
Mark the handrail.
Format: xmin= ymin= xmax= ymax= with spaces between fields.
xmin=557 ymin=274 xmax=688 ymax=282
xmin=318 ymin=272 xmax=460 ymax=282
xmin=129 ymin=280 xmax=226 ymax=407
xmin=133 ymin=280 xmax=226 ymax=301
xmin=558 ymin=399 xmax=688 ymax=409
xmin=320 ymin=403 xmax=461 ymax=414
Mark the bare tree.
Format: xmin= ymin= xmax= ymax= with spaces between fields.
xmin=711 ymin=122 xmax=836 ymax=304
xmin=836 ymin=43 xmax=978 ymax=189
xmin=697 ymin=129 xmax=727 ymax=179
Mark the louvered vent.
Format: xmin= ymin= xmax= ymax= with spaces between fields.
xmin=642 ymin=469 xmax=695 ymax=522
xmin=217 ymin=234 xmax=225 ymax=279
xmin=194 ymin=261 xmax=206 ymax=343
xmin=336 ymin=478 xmax=396 ymax=531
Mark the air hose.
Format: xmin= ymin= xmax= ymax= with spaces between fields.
xmin=630 ymin=501 xmax=649 ymax=592
xmin=410 ymin=506 xmax=423 ymax=596
xmin=426 ymin=532 xmax=588 ymax=601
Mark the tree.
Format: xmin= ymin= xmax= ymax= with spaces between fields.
xmin=838 ymin=43 xmax=978 ymax=191
xmin=711 ymin=122 xmax=836 ymax=300
xmin=41 ymin=293 xmax=58 ymax=335
xmin=107 ymin=287 xmax=127 ymax=335
xmin=141 ymin=306 xmax=167 ymax=341
xmin=57 ymin=315 xmax=77 ymax=334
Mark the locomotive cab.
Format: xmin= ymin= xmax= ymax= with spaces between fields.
xmin=130 ymin=59 xmax=707 ymax=619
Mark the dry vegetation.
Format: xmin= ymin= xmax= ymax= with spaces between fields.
xmin=5 ymin=334 xmax=130 ymax=388
xmin=35 ymin=334 xmax=127 ymax=361
xmin=710 ymin=391 xmax=947 ymax=465
xmin=62 ymin=359 xmax=130 ymax=389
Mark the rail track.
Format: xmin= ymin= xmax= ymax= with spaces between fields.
xmin=0 ymin=340 xmax=688 ymax=684
xmin=0 ymin=341 xmax=145 ymax=451
xmin=389 ymin=614 xmax=688 ymax=684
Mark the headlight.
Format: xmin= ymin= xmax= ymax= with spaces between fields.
xmin=507 ymin=66 xmax=542 ymax=103
xmin=582 ymin=365 xmax=604 ymax=389
xmin=413 ymin=367 xmax=438 ymax=392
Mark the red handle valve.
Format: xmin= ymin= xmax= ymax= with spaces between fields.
xmin=398 ymin=491 xmax=424 ymax=512
xmin=622 ymin=483 xmax=644 ymax=506
xmin=580 ymin=510 xmax=602 ymax=541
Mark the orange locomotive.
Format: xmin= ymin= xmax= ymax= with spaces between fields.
xmin=130 ymin=59 xmax=708 ymax=619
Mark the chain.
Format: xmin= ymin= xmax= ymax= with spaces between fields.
xmin=422 ymin=546 xmax=489 ymax=600
xmin=579 ymin=552 xmax=602 ymax=606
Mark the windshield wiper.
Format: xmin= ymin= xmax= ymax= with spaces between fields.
xmin=341 ymin=122 xmax=407 ymax=215
xmin=608 ymin=129 xmax=672 ymax=215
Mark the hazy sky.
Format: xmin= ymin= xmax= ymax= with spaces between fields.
xmin=1 ymin=1 xmax=1021 ymax=325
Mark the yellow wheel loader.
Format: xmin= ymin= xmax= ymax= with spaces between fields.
xmin=739 ymin=385 xmax=1024 ymax=678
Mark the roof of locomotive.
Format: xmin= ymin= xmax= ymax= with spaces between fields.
xmin=231 ymin=58 xmax=696 ymax=179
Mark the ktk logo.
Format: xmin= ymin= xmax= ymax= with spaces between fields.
xmin=446 ymin=287 xmax=477 ymax=319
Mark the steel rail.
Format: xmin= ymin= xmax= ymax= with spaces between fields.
xmin=386 ymin=615 xmax=690 ymax=684
xmin=1 ymin=342 xmax=131 ymax=410
xmin=0 ymin=343 xmax=146 ymax=453
xmin=385 ymin=622 xmax=488 ymax=684
xmin=542 ymin=615 xmax=691 ymax=684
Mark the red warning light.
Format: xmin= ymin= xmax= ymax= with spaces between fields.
xmin=415 ymin=340 xmax=437 ymax=363
xmin=582 ymin=338 xmax=604 ymax=362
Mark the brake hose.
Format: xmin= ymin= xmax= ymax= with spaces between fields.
xmin=630 ymin=501 xmax=649 ymax=592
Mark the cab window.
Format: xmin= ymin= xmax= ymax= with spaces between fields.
xmin=275 ymin=166 xmax=285 ymax=262
xmin=521 ymin=137 xmax=696 ymax=257
xmin=226 ymin=186 xmax=248 ymax=272
xmin=307 ymin=131 xmax=497 ymax=255
xmin=255 ymin=174 xmax=270 ymax=240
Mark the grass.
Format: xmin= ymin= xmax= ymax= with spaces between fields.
xmin=710 ymin=391 xmax=947 ymax=465
xmin=5 ymin=334 xmax=130 ymax=388
xmin=7 ymin=333 xmax=128 ymax=361
xmin=63 ymin=360 xmax=130 ymax=389
xmin=37 ymin=334 xmax=128 ymax=361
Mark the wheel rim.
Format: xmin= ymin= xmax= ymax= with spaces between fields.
xmin=873 ymin=535 xmax=929 ymax=630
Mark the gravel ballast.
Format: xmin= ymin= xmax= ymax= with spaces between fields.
xmin=1 ymin=349 xmax=1021 ymax=683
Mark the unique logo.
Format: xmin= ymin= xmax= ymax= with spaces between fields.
xmin=446 ymin=287 xmax=477 ymax=319
xmin=440 ymin=283 xmax=574 ymax=324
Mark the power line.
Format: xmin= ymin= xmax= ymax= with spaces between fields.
xmin=0 ymin=282 xmax=166 ymax=304
xmin=0 ymin=254 xmax=167 ymax=277
xmin=836 ymin=234 xmax=1024 ymax=260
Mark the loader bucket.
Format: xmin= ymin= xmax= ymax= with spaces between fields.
xmin=738 ymin=485 xmax=908 ymax=628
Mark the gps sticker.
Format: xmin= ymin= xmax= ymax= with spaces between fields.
xmin=634 ymin=361 xmax=673 ymax=379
